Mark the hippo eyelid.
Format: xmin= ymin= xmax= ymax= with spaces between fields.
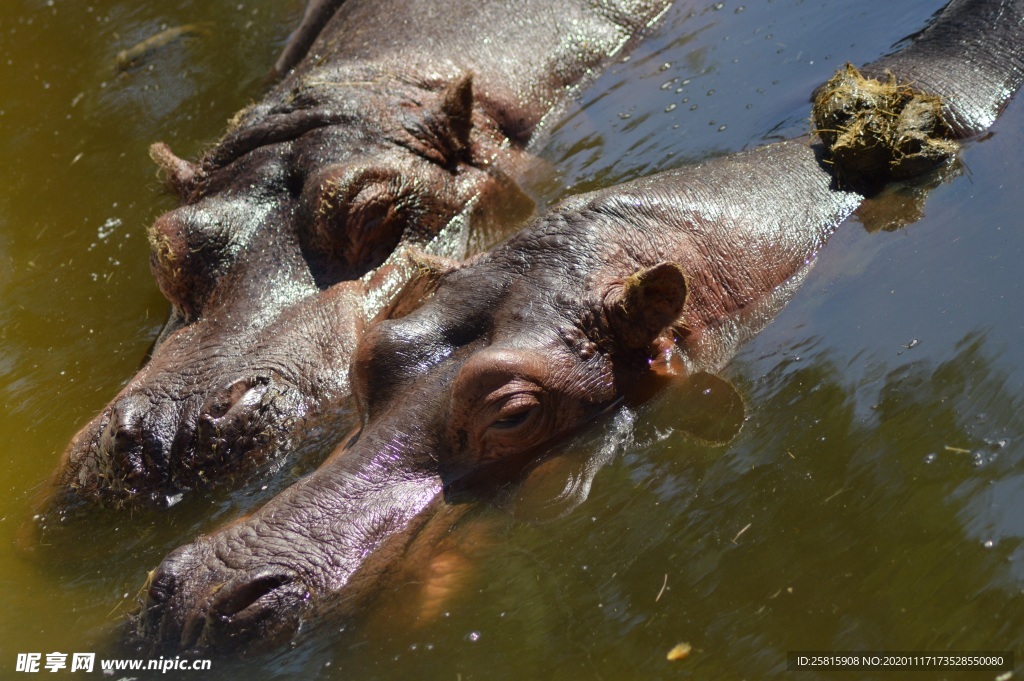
xmin=485 ymin=390 xmax=542 ymax=431
xmin=490 ymin=410 xmax=532 ymax=429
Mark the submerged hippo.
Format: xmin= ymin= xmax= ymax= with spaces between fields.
xmin=135 ymin=0 xmax=1024 ymax=653
xmin=48 ymin=0 xmax=676 ymax=511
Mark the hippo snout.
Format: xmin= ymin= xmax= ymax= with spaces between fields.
xmin=131 ymin=423 xmax=450 ymax=653
xmin=139 ymin=544 xmax=310 ymax=653
xmin=53 ymin=369 xmax=304 ymax=510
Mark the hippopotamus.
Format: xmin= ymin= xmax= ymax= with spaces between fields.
xmin=134 ymin=0 xmax=1024 ymax=653
xmin=48 ymin=0 xmax=676 ymax=511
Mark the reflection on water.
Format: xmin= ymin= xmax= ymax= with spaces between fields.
xmin=2 ymin=0 xmax=1023 ymax=678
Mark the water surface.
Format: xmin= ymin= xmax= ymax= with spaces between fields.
xmin=2 ymin=0 xmax=1022 ymax=678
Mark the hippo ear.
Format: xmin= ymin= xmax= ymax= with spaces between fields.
xmin=404 ymin=73 xmax=475 ymax=166
xmin=370 ymin=248 xmax=458 ymax=321
xmin=440 ymin=72 xmax=474 ymax=159
xmin=149 ymin=142 xmax=201 ymax=200
xmin=604 ymin=262 xmax=688 ymax=354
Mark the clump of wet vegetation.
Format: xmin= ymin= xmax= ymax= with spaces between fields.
xmin=812 ymin=63 xmax=959 ymax=191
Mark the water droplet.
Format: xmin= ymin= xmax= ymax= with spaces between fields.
xmin=983 ymin=539 xmax=995 ymax=549
xmin=467 ymin=631 xmax=481 ymax=642
xmin=618 ymin=112 xmax=631 ymax=120
xmin=706 ymin=89 xmax=715 ymax=96
xmin=660 ymin=78 xmax=678 ymax=90
xmin=664 ymin=103 xmax=677 ymax=112
xmin=659 ymin=62 xmax=672 ymax=71
xmin=718 ymin=125 xmax=727 ymax=132
xmin=735 ymin=5 xmax=745 ymax=12
xmin=689 ymin=104 xmax=698 ymax=111
xmin=923 ymin=453 xmax=937 ymax=464
xmin=712 ymin=2 xmax=725 ymax=9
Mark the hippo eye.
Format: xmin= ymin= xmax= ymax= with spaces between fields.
xmin=488 ymin=394 xmax=541 ymax=431
xmin=302 ymin=166 xmax=412 ymax=281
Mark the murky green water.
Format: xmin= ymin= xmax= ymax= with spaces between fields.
xmin=3 ymin=0 xmax=1023 ymax=678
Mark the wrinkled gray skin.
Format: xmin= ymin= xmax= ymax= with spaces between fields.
xmin=49 ymin=0 xmax=674 ymax=511
xmin=135 ymin=0 xmax=1024 ymax=654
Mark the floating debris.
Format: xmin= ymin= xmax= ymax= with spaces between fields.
xmin=116 ymin=24 xmax=210 ymax=72
xmin=667 ymin=642 xmax=692 ymax=661
xmin=812 ymin=63 xmax=959 ymax=189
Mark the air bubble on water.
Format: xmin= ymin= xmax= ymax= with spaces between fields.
xmin=97 ymin=217 xmax=122 ymax=240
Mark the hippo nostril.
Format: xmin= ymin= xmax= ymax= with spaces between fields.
xmin=201 ymin=376 xmax=271 ymax=422
xmin=145 ymin=565 xmax=178 ymax=608
xmin=211 ymin=568 xmax=297 ymax=618
xmin=101 ymin=396 xmax=148 ymax=472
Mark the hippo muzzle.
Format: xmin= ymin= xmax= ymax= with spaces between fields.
xmin=134 ymin=420 xmax=447 ymax=653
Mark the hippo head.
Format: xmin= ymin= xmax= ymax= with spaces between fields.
xmin=134 ymin=207 xmax=692 ymax=652
xmin=48 ymin=74 xmax=526 ymax=512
